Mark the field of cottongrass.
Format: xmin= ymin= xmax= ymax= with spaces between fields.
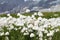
xmin=0 ymin=12 xmax=60 ymax=40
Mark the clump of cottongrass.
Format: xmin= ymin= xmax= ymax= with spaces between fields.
xmin=0 ymin=12 xmax=60 ymax=40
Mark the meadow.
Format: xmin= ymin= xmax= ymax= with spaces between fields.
xmin=0 ymin=12 xmax=60 ymax=40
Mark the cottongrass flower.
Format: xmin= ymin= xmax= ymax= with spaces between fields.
xmin=0 ymin=32 xmax=4 ymax=36
xmin=25 ymin=9 xmax=30 ymax=13
xmin=7 ymin=14 xmax=10 ymax=16
xmin=34 ymin=12 xmax=37 ymax=15
xmin=23 ymin=32 xmax=29 ymax=35
xmin=5 ymin=32 xmax=9 ymax=35
xmin=38 ymin=12 xmax=43 ymax=16
xmin=17 ymin=13 xmax=21 ymax=16
xmin=30 ymin=33 xmax=35 ymax=37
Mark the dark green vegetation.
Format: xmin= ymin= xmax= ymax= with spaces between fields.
xmin=0 ymin=12 xmax=60 ymax=40
xmin=0 ymin=12 xmax=60 ymax=18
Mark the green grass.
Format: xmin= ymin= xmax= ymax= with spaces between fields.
xmin=0 ymin=12 xmax=60 ymax=40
